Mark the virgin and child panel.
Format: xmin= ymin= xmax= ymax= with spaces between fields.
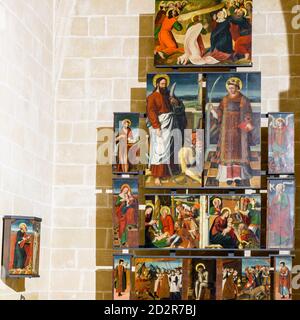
xmin=207 ymin=195 xmax=261 ymax=249
xmin=154 ymin=0 xmax=252 ymax=67
xmin=268 ymin=113 xmax=294 ymax=175
xmin=274 ymin=256 xmax=292 ymax=300
xmin=113 ymin=113 xmax=140 ymax=174
xmin=134 ymin=258 xmax=183 ymax=300
xmin=217 ymin=258 xmax=271 ymax=300
xmin=144 ymin=195 xmax=202 ymax=249
xmin=113 ymin=255 xmax=132 ymax=300
xmin=184 ymin=258 xmax=216 ymax=300
xmin=1 ymin=216 xmax=41 ymax=277
xmin=267 ymin=179 xmax=295 ymax=249
xmin=145 ymin=73 xmax=204 ymax=188
xmin=113 ymin=178 xmax=139 ymax=248
xmin=204 ymin=72 xmax=261 ymax=188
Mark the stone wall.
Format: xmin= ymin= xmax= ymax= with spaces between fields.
xmin=0 ymin=0 xmax=54 ymax=299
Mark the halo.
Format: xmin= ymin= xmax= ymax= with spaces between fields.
xmin=221 ymin=207 xmax=232 ymax=215
xmin=191 ymin=13 xmax=200 ymax=23
xmin=275 ymin=117 xmax=286 ymax=125
xmin=166 ymin=8 xmax=173 ymax=16
xmin=167 ymin=1 xmax=175 ymax=7
xmin=195 ymin=263 xmax=206 ymax=272
xmin=122 ymin=118 xmax=132 ymax=126
xmin=152 ymin=74 xmax=170 ymax=88
xmin=145 ymin=202 xmax=155 ymax=211
xmin=160 ymin=206 xmax=171 ymax=215
xmin=212 ymin=197 xmax=222 ymax=206
xmin=239 ymin=8 xmax=248 ymax=16
xmin=226 ymin=77 xmax=243 ymax=91
xmin=276 ymin=183 xmax=286 ymax=192
xmin=19 ymin=223 xmax=27 ymax=230
xmin=244 ymin=0 xmax=253 ymax=8
xmin=120 ymin=184 xmax=131 ymax=192
xmin=159 ymin=1 xmax=167 ymax=7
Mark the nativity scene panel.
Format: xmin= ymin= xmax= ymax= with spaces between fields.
xmin=204 ymin=72 xmax=261 ymax=188
xmin=144 ymin=195 xmax=203 ymax=249
xmin=154 ymin=0 xmax=252 ymax=67
xmin=145 ymin=73 xmax=204 ymax=188
xmin=207 ymin=195 xmax=261 ymax=249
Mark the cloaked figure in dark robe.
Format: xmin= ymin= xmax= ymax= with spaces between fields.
xmin=210 ymin=9 xmax=233 ymax=61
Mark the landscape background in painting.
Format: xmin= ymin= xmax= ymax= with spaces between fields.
xmin=145 ymin=73 xmax=204 ymax=189
xmin=134 ymin=257 xmax=183 ymax=300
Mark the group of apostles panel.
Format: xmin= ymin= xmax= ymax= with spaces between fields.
xmin=113 ymin=255 xmax=293 ymax=301
xmin=112 ymin=181 xmax=295 ymax=250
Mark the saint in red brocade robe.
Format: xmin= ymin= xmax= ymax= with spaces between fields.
xmin=215 ymin=92 xmax=254 ymax=182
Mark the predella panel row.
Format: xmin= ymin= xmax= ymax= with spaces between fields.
xmin=113 ymin=255 xmax=293 ymax=301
